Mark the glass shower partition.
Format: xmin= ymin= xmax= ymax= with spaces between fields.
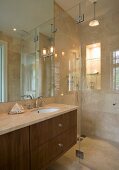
xmin=20 ymin=30 xmax=37 ymax=99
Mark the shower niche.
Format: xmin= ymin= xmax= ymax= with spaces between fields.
xmin=86 ymin=43 xmax=101 ymax=90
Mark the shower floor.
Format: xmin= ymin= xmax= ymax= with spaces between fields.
xmin=47 ymin=137 xmax=119 ymax=170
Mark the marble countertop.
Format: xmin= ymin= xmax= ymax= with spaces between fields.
xmin=0 ymin=103 xmax=78 ymax=135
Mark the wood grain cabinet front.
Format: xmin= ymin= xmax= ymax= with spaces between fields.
xmin=0 ymin=109 xmax=77 ymax=170
xmin=0 ymin=127 xmax=30 ymax=170
xmin=30 ymin=110 xmax=77 ymax=170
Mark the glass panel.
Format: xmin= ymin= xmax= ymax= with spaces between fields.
xmin=113 ymin=50 xmax=119 ymax=64
xmin=0 ymin=46 xmax=2 ymax=102
xmin=0 ymin=0 xmax=54 ymax=102
xmin=21 ymin=53 xmax=36 ymax=98
xmin=112 ymin=50 xmax=119 ymax=91
xmin=113 ymin=67 xmax=119 ymax=91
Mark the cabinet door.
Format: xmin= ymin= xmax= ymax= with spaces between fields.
xmin=30 ymin=131 xmax=65 ymax=170
xmin=0 ymin=127 xmax=30 ymax=170
xmin=30 ymin=127 xmax=77 ymax=170
xmin=30 ymin=136 xmax=63 ymax=170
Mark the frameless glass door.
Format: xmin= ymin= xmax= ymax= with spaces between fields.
xmin=0 ymin=42 xmax=7 ymax=102
xmin=0 ymin=46 xmax=2 ymax=102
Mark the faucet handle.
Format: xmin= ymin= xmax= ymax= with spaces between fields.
xmin=35 ymin=96 xmax=44 ymax=108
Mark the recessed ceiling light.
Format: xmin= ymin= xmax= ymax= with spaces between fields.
xmin=13 ymin=28 xmax=16 ymax=31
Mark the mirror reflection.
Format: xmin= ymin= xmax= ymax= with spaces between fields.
xmin=0 ymin=1 xmax=81 ymax=103
xmin=0 ymin=1 xmax=54 ymax=102
xmin=21 ymin=20 xmax=55 ymax=100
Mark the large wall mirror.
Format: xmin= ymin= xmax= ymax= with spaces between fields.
xmin=0 ymin=0 xmax=54 ymax=102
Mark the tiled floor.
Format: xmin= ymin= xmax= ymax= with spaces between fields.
xmin=47 ymin=137 xmax=119 ymax=170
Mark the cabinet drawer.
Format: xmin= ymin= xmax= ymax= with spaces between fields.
xmin=30 ymin=110 xmax=77 ymax=149
xmin=31 ymin=127 xmax=77 ymax=170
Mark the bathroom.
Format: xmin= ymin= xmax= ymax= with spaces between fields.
xmin=0 ymin=0 xmax=119 ymax=170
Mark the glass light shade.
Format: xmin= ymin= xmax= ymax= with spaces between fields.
xmin=50 ymin=46 xmax=54 ymax=53
xmin=89 ymin=19 xmax=99 ymax=27
xmin=43 ymin=48 xmax=47 ymax=55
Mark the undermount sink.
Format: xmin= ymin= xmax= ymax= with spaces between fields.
xmin=36 ymin=108 xmax=60 ymax=114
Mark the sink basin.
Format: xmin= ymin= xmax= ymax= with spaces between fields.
xmin=37 ymin=108 xmax=60 ymax=113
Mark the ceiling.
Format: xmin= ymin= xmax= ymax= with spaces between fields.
xmin=0 ymin=0 xmax=119 ymax=36
xmin=0 ymin=0 xmax=53 ymax=35
xmin=55 ymin=0 xmax=119 ymax=22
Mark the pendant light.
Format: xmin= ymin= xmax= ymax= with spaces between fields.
xmin=42 ymin=24 xmax=55 ymax=58
xmin=89 ymin=1 xmax=99 ymax=27
xmin=49 ymin=24 xmax=54 ymax=55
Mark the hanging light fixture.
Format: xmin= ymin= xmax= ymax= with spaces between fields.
xmin=76 ymin=2 xmax=84 ymax=24
xmin=49 ymin=24 xmax=54 ymax=55
xmin=42 ymin=24 xmax=56 ymax=58
xmin=89 ymin=1 xmax=99 ymax=27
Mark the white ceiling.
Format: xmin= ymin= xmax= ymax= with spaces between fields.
xmin=0 ymin=0 xmax=119 ymax=36
xmin=55 ymin=0 xmax=119 ymax=22
xmin=0 ymin=0 xmax=54 ymax=35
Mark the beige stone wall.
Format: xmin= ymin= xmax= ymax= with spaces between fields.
xmin=0 ymin=32 xmax=21 ymax=102
xmin=54 ymin=3 xmax=80 ymax=96
xmin=54 ymin=3 xmax=81 ymax=136
xmin=80 ymin=8 xmax=119 ymax=142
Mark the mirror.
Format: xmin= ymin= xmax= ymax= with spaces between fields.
xmin=21 ymin=19 xmax=55 ymax=100
xmin=0 ymin=0 xmax=54 ymax=102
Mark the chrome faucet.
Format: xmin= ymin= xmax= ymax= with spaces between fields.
xmin=36 ymin=96 xmax=45 ymax=108
xmin=21 ymin=95 xmax=33 ymax=109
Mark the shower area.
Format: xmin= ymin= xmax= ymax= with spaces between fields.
xmin=49 ymin=0 xmax=119 ymax=169
xmin=20 ymin=0 xmax=119 ymax=169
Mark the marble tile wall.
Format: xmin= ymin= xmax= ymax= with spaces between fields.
xmin=80 ymin=8 xmax=119 ymax=143
xmin=54 ymin=3 xmax=81 ymax=136
xmin=54 ymin=3 xmax=80 ymax=96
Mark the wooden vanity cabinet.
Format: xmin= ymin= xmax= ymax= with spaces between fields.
xmin=30 ymin=110 xmax=77 ymax=170
xmin=0 ymin=127 xmax=30 ymax=170
xmin=0 ymin=109 xmax=77 ymax=170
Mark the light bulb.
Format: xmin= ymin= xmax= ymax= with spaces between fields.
xmin=43 ymin=48 xmax=47 ymax=55
xmin=55 ymin=53 xmax=58 ymax=58
xmin=13 ymin=28 xmax=16 ymax=31
xmin=50 ymin=46 xmax=54 ymax=53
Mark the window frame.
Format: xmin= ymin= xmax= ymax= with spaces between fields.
xmin=0 ymin=41 xmax=7 ymax=102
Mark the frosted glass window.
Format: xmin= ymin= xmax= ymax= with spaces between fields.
xmin=113 ymin=50 xmax=119 ymax=91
